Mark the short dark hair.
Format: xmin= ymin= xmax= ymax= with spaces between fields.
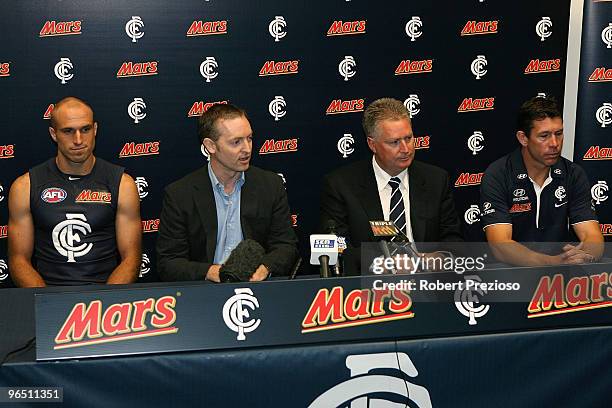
xmin=516 ymin=96 xmax=561 ymax=136
xmin=362 ymin=98 xmax=411 ymax=139
xmin=50 ymin=97 xmax=95 ymax=129
xmin=197 ymin=103 xmax=248 ymax=143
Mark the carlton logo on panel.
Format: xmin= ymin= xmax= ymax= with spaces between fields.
xmin=223 ymin=288 xmax=261 ymax=341
xmin=116 ymin=61 xmax=158 ymax=78
xmin=588 ymin=67 xmax=612 ymax=82
xmin=595 ymin=103 xmax=612 ymax=128
xmin=405 ymin=16 xmax=423 ymax=41
xmin=467 ymin=131 xmax=484 ymax=155
xmin=602 ymin=23 xmax=612 ymax=48
xmin=471 ymin=55 xmax=487 ymax=79
xmin=454 ymin=275 xmax=490 ymax=325
xmin=403 ymin=95 xmax=421 ymax=118
xmin=308 ymin=352 xmax=432 ymax=408
xmin=200 ymin=57 xmax=219 ymax=82
xmin=327 ymin=20 xmax=366 ymax=36
xmin=338 ymin=56 xmax=357 ymax=81
xmin=125 ymin=16 xmax=144 ymax=43
xmin=394 ymin=59 xmax=433 ymax=75
xmin=54 ymin=296 xmax=178 ymax=350
xmin=455 ymin=172 xmax=483 ymax=187
xmin=461 ymin=20 xmax=498 ymax=36
xmin=259 ymin=60 xmax=299 ymax=76
xmin=0 ymin=145 xmax=14 ymax=159
xmin=39 ymin=20 xmax=82 ymax=37
xmin=186 ymin=20 xmax=227 ymax=36
xmin=269 ymin=96 xmax=286 ymax=121
xmin=458 ymin=97 xmax=495 ymax=112
xmin=0 ymin=62 xmax=9 ymax=77
xmin=54 ymin=58 xmax=73 ymax=84
xmin=259 ymin=139 xmax=298 ymax=154
xmin=128 ymin=98 xmax=147 ymax=124
xmin=269 ymin=16 xmax=287 ymax=42
xmin=337 ymin=134 xmax=354 ymax=158
xmin=326 ymin=99 xmax=364 ymax=115
xmin=119 ymin=142 xmax=160 ymax=158
xmin=524 ymin=59 xmax=561 ymax=74
xmin=188 ymin=100 xmax=228 ymax=117
xmin=536 ymin=17 xmax=552 ymax=41
xmin=592 ymin=181 xmax=609 ymax=205
xmin=52 ymin=214 xmax=93 ymax=262
xmin=302 ymin=286 xmax=414 ymax=333
xmin=0 ymin=184 xmax=3 ymax=202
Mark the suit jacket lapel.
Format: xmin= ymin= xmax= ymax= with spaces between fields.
xmin=409 ymin=165 xmax=427 ymax=242
xmin=240 ymin=169 xmax=256 ymax=240
xmin=359 ymin=161 xmax=384 ymax=226
xmin=192 ymin=167 xmax=218 ymax=262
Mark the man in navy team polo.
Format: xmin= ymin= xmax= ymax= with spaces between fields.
xmin=480 ymin=96 xmax=603 ymax=266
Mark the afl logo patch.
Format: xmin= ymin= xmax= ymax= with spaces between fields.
xmin=41 ymin=187 xmax=67 ymax=203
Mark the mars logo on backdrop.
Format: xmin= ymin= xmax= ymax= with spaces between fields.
xmin=589 ymin=67 xmax=612 ymax=82
xmin=455 ymin=172 xmax=484 ymax=187
xmin=461 ymin=20 xmax=498 ymax=35
xmin=142 ymin=219 xmax=160 ymax=233
xmin=327 ymin=20 xmax=366 ymax=36
xmin=583 ymin=146 xmax=612 ymax=160
xmin=414 ymin=136 xmax=430 ymax=150
xmin=40 ymin=20 xmax=82 ymax=37
xmin=119 ymin=142 xmax=160 ymax=158
xmin=458 ymin=97 xmax=495 ymax=112
xmin=524 ymin=59 xmax=561 ymax=74
xmin=326 ymin=99 xmax=365 ymax=115
xmin=117 ymin=61 xmax=158 ymax=77
xmin=0 ymin=226 xmax=6 ymax=239
xmin=0 ymin=145 xmax=15 ymax=159
xmin=259 ymin=60 xmax=299 ymax=76
xmin=186 ymin=20 xmax=227 ymax=36
xmin=188 ymin=100 xmax=228 ymax=117
xmin=0 ymin=62 xmax=10 ymax=77
xmin=259 ymin=139 xmax=298 ymax=154
xmin=395 ymin=59 xmax=433 ymax=75
xmin=43 ymin=104 xmax=54 ymax=119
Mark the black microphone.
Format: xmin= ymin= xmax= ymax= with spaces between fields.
xmin=219 ymin=239 xmax=265 ymax=282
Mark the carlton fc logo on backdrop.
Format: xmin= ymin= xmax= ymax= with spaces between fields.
xmin=41 ymin=188 xmax=67 ymax=203
xmin=308 ymin=352 xmax=432 ymax=408
xmin=338 ymin=133 xmax=354 ymax=158
xmin=536 ymin=17 xmax=552 ymax=41
xmin=471 ymin=55 xmax=487 ymax=79
xmin=125 ymin=16 xmax=144 ymax=42
xmin=596 ymin=103 xmax=612 ymax=128
xmin=200 ymin=57 xmax=219 ymax=82
xmin=404 ymin=95 xmax=421 ymax=118
xmin=0 ymin=259 xmax=7 ymax=282
xmin=139 ymin=253 xmax=150 ymax=277
xmin=602 ymin=23 xmax=612 ymax=48
xmin=269 ymin=16 xmax=287 ymax=42
xmin=467 ymin=131 xmax=484 ymax=155
xmin=592 ymin=181 xmax=609 ymax=205
xmin=338 ymin=56 xmax=356 ymax=81
xmin=52 ymin=213 xmax=93 ymax=262
xmin=405 ymin=16 xmax=423 ymax=41
xmin=54 ymin=58 xmax=73 ymax=84
xmin=223 ymin=288 xmax=261 ymax=341
xmin=39 ymin=20 xmax=82 ymax=37
xmin=128 ymin=98 xmax=147 ymax=124
xmin=269 ymin=96 xmax=286 ymax=121
xmin=135 ymin=177 xmax=149 ymax=200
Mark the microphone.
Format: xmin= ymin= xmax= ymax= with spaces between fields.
xmin=325 ymin=220 xmax=345 ymax=277
xmin=309 ymin=234 xmax=339 ymax=278
xmin=219 ymin=239 xmax=265 ymax=282
xmin=369 ymin=220 xmax=421 ymax=273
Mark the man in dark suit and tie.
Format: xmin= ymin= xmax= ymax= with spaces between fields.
xmin=157 ymin=104 xmax=299 ymax=282
xmin=319 ymin=98 xmax=462 ymax=273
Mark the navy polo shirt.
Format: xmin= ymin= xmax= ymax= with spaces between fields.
xmin=480 ymin=149 xmax=597 ymax=242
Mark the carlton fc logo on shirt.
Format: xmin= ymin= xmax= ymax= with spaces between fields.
xmin=41 ymin=188 xmax=67 ymax=203
xmin=52 ymin=213 xmax=93 ymax=262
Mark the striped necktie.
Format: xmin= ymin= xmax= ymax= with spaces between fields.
xmin=388 ymin=177 xmax=406 ymax=235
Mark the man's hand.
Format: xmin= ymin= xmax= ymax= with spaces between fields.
xmin=249 ymin=265 xmax=269 ymax=282
xmin=206 ymin=264 xmax=222 ymax=282
xmin=561 ymin=243 xmax=595 ymax=264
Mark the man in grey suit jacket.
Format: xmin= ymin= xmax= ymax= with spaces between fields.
xmin=320 ymin=98 xmax=462 ymax=273
xmin=157 ymin=104 xmax=298 ymax=282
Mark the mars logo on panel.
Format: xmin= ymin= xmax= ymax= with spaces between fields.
xmin=269 ymin=16 xmax=287 ymax=42
xmin=186 ymin=20 xmax=227 ymax=36
xmin=588 ymin=67 xmax=612 ymax=82
xmin=414 ymin=136 xmax=430 ymax=150
xmin=125 ymin=16 xmax=144 ymax=43
xmin=583 ymin=146 xmax=612 ymax=160
xmin=54 ymin=295 xmax=178 ymax=350
xmin=395 ymin=59 xmax=433 ymax=75
xmin=40 ymin=20 xmax=82 ymax=37
xmin=455 ymin=172 xmax=483 ymax=187
xmin=54 ymin=58 xmax=74 ymax=84
xmin=0 ymin=62 xmax=9 ymax=77
xmin=117 ymin=61 xmax=158 ymax=78
xmin=259 ymin=60 xmax=299 ymax=76
xmin=327 ymin=20 xmax=366 ymax=36
xmin=142 ymin=219 xmax=160 ymax=233
xmin=43 ymin=104 xmax=54 ymax=119
xmin=0 ymin=226 xmax=6 ymax=239
xmin=119 ymin=142 xmax=160 ymax=158
xmin=536 ymin=17 xmax=552 ymax=41
xmin=458 ymin=97 xmax=495 ymax=112
xmin=188 ymin=100 xmax=228 ymax=117
xmin=461 ymin=20 xmax=498 ymax=36
xmin=524 ymin=59 xmax=561 ymax=74
xmin=326 ymin=99 xmax=364 ymax=115
xmin=0 ymin=145 xmax=15 ymax=159
xmin=259 ymin=139 xmax=298 ymax=154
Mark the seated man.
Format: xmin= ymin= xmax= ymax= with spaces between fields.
xmin=319 ymin=98 xmax=462 ymax=273
xmin=480 ymin=96 xmax=603 ymax=265
xmin=156 ymin=103 xmax=299 ymax=282
xmin=8 ymin=97 xmax=142 ymax=287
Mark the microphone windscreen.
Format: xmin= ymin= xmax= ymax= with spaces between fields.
xmin=219 ymin=239 xmax=265 ymax=282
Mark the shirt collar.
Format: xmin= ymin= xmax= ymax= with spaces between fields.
xmin=372 ymin=156 xmax=408 ymax=192
xmin=208 ymin=162 xmax=245 ymax=194
xmin=510 ymin=148 xmax=565 ymax=184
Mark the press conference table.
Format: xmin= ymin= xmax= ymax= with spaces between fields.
xmin=1 ymin=265 xmax=611 ymax=407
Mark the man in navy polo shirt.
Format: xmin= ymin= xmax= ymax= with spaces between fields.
xmin=480 ymin=96 xmax=603 ymax=266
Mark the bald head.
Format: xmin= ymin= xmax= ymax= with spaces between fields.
xmin=50 ymin=97 xmax=95 ymax=129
